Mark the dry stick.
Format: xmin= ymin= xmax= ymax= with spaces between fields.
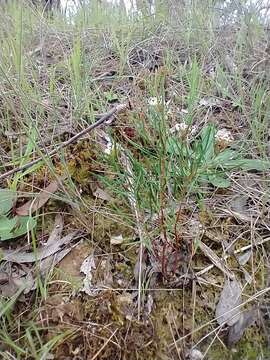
xmin=91 ymin=329 xmax=118 ymax=360
xmin=119 ymin=150 xmax=145 ymax=320
xmin=196 ymin=236 xmax=270 ymax=277
xmin=0 ymin=104 xmax=126 ymax=181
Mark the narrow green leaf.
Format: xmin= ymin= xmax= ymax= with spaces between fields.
xmin=200 ymin=124 xmax=216 ymax=162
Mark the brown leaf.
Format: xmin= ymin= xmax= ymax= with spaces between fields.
xmin=216 ymin=279 xmax=242 ymax=326
xmin=16 ymin=180 xmax=59 ymax=216
xmin=237 ymin=250 xmax=251 ymax=266
xmin=80 ymin=253 xmax=97 ymax=296
xmin=2 ymin=231 xmax=79 ymax=263
xmin=227 ymin=308 xmax=257 ymax=347
xmin=0 ymin=272 xmax=34 ymax=297
xmin=46 ymin=214 xmax=63 ymax=245
xmin=93 ymin=187 xmax=112 ymax=201
xmin=38 ymin=214 xmax=65 ymax=276
xmin=39 ymin=247 xmax=73 ymax=277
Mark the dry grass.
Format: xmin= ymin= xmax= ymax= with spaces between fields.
xmin=0 ymin=1 xmax=270 ymax=359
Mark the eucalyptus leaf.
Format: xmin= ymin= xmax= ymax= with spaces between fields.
xmin=0 ymin=189 xmax=16 ymax=215
xmin=227 ymin=309 xmax=257 ymax=347
xmin=216 ymin=279 xmax=242 ymax=326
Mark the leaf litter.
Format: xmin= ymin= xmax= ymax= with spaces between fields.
xmin=216 ymin=279 xmax=242 ymax=326
xmin=37 ymin=214 xmax=79 ymax=276
xmin=199 ymin=241 xmax=235 ymax=280
xmin=80 ymin=253 xmax=97 ymax=296
xmin=0 ymin=214 xmax=81 ymax=298
xmin=1 ymin=230 xmax=79 ymax=263
xmin=15 ymin=179 xmax=60 ymax=216
xmin=214 ymin=278 xmax=258 ymax=346
xmin=227 ymin=308 xmax=258 ymax=347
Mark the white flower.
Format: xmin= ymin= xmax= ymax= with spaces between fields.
xmin=148 ymin=97 xmax=159 ymax=106
xmin=215 ymin=128 xmax=234 ymax=145
xmin=170 ymin=122 xmax=197 ymax=136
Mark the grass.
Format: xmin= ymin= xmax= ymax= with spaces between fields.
xmin=0 ymin=0 xmax=270 ymax=359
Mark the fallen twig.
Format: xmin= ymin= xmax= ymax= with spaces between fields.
xmin=199 ymin=240 xmax=235 ymax=280
xmin=0 ymin=104 xmax=127 ymax=181
xmin=196 ymin=236 xmax=270 ymax=277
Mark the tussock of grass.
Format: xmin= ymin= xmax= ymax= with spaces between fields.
xmin=0 ymin=0 xmax=270 ymax=359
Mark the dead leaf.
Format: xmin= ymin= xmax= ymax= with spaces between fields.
xmin=216 ymin=279 xmax=242 ymax=326
xmin=110 ymin=234 xmax=124 ymax=245
xmin=37 ymin=214 xmax=67 ymax=277
xmin=39 ymin=247 xmax=73 ymax=277
xmin=93 ymin=187 xmax=112 ymax=201
xmin=145 ymin=294 xmax=154 ymax=316
xmin=0 ymin=271 xmax=34 ymax=297
xmin=230 ymin=195 xmax=249 ymax=214
xmin=80 ymin=254 xmax=98 ymax=296
xmin=243 ymin=268 xmax=252 ymax=284
xmin=56 ymin=242 xmax=91 ymax=280
xmin=199 ymin=96 xmax=223 ymax=108
xmin=47 ymin=214 xmax=63 ymax=245
xmin=186 ymin=349 xmax=203 ymax=360
xmin=237 ymin=250 xmax=251 ymax=266
xmin=227 ymin=308 xmax=257 ymax=347
xmin=2 ymin=231 xmax=79 ymax=263
xmin=221 ymin=208 xmax=251 ymax=222
xmin=46 ymin=295 xmax=84 ymax=322
xmin=16 ymin=180 xmax=59 ymax=216
xmin=199 ymin=241 xmax=235 ymax=280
